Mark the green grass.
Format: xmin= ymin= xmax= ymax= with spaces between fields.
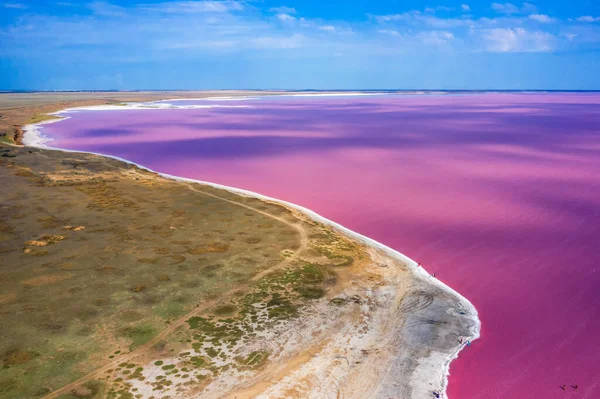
xmin=154 ymin=300 xmax=186 ymax=320
xmin=205 ymin=347 xmax=219 ymax=358
xmin=0 ymin=134 xmax=14 ymax=145
xmin=189 ymin=356 xmax=207 ymax=368
xmin=214 ymin=304 xmax=236 ymax=316
xmin=28 ymin=114 xmax=62 ymax=124
xmin=300 ymin=263 xmax=325 ymax=283
xmin=296 ymin=286 xmax=325 ymax=299
xmin=55 ymin=380 xmax=106 ymax=399
xmin=118 ymin=324 xmax=157 ymax=350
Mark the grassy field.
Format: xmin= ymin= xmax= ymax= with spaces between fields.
xmin=0 ymin=138 xmax=365 ymax=398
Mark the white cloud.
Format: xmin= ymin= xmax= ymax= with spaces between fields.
xmin=373 ymin=11 xmax=470 ymax=28
xmin=378 ymin=29 xmax=402 ymax=37
xmin=522 ymin=2 xmax=538 ymax=13
xmin=528 ymin=14 xmax=556 ymax=23
xmin=0 ymin=0 xmax=587 ymax=60
xmin=419 ymin=30 xmax=455 ymax=45
xmin=276 ymin=13 xmax=296 ymax=22
xmin=482 ymin=27 xmax=554 ymax=52
xmin=319 ymin=25 xmax=336 ymax=32
xmin=269 ymin=6 xmax=297 ymax=14
xmin=491 ymin=2 xmax=536 ymax=15
xmin=251 ymin=34 xmax=306 ymax=49
xmin=563 ymin=33 xmax=578 ymax=41
xmin=158 ymin=38 xmax=239 ymax=49
xmin=576 ymin=16 xmax=600 ymax=22
xmin=89 ymin=2 xmax=127 ymax=17
xmin=3 ymin=2 xmax=27 ymax=8
xmin=425 ymin=6 xmax=453 ymax=13
xmin=491 ymin=3 xmax=519 ymax=14
xmin=143 ymin=1 xmax=244 ymax=14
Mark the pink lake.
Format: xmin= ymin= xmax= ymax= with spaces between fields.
xmin=41 ymin=93 xmax=600 ymax=398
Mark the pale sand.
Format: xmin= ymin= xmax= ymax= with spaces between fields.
xmin=22 ymin=101 xmax=480 ymax=399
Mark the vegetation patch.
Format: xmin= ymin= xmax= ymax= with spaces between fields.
xmin=129 ymin=284 xmax=146 ymax=293
xmin=119 ymin=324 xmax=156 ymax=349
xmin=96 ymin=266 xmax=119 ymax=274
xmin=330 ymin=297 xmax=347 ymax=306
xmin=265 ymin=293 xmax=298 ymax=319
xmin=136 ymin=258 xmax=157 ymax=264
xmin=155 ymin=300 xmax=185 ymax=319
xmin=205 ymin=347 xmax=219 ymax=358
xmin=187 ymin=242 xmax=229 ymax=255
xmin=237 ymin=351 xmax=269 ymax=368
xmin=25 ymin=234 xmax=66 ymax=247
xmin=63 ymin=380 xmax=105 ymax=399
xmin=189 ymin=356 xmax=207 ymax=368
xmin=27 ymin=249 xmax=49 ymax=257
xmin=329 ymin=255 xmax=354 ymax=267
xmin=296 ymin=286 xmax=325 ymax=299
xmin=22 ymin=273 xmax=72 ymax=286
xmin=2 ymin=348 xmax=33 ymax=366
xmin=300 ymin=263 xmax=325 ymax=283
xmin=169 ymin=255 xmax=186 ymax=264
xmin=28 ymin=114 xmax=62 ymax=124
xmin=213 ymin=304 xmax=236 ymax=316
xmin=37 ymin=216 xmax=61 ymax=229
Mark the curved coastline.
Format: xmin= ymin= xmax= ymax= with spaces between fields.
xmin=22 ymin=103 xmax=480 ymax=399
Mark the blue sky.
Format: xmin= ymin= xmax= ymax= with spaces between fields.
xmin=1 ymin=0 xmax=599 ymax=90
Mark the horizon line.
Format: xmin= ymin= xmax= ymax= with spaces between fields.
xmin=3 ymin=89 xmax=600 ymax=93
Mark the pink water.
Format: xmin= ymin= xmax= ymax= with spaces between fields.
xmin=42 ymin=94 xmax=600 ymax=398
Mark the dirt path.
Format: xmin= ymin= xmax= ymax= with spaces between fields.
xmin=43 ymin=179 xmax=310 ymax=399
xmin=183 ymin=183 xmax=310 ymax=281
xmin=218 ymin=248 xmax=411 ymax=399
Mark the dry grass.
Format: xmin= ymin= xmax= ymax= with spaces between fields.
xmin=21 ymin=273 xmax=73 ymax=286
xmin=0 ymin=141 xmax=317 ymax=398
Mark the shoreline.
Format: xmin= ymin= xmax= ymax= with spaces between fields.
xmin=21 ymin=101 xmax=480 ymax=398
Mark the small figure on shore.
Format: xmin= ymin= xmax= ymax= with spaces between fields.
xmin=560 ymin=385 xmax=567 ymax=391
xmin=572 ymin=385 xmax=578 ymax=390
xmin=431 ymin=273 xmax=436 ymax=277
xmin=458 ymin=337 xmax=463 ymax=344
xmin=432 ymin=391 xmax=441 ymax=398
xmin=466 ymin=340 xmax=471 ymax=346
